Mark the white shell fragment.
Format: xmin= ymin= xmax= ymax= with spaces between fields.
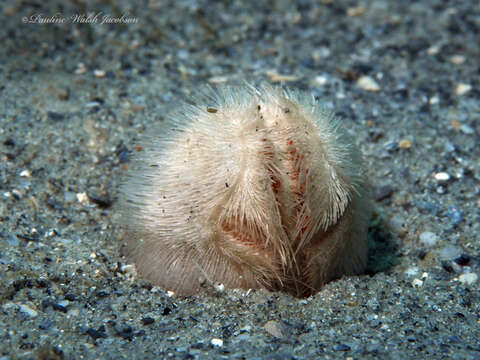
xmin=458 ymin=273 xmax=478 ymax=285
xmin=356 ymin=76 xmax=380 ymax=92
xmin=455 ymin=83 xmax=472 ymax=96
xmin=412 ymin=278 xmax=423 ymax=288
xmin=419 ymin=232 xmax=439 ymax=248
xmin=210 ymin=338 xmax=223 ymax=347
xmin=434 ymin=172 xmax=450 ymax=182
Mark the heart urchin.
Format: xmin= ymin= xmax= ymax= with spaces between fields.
xmin=120 ymin=85 xmax=370 ymax=297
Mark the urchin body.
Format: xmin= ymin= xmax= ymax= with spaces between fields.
xmin=121 ymin=86 xmax=370 ymax=297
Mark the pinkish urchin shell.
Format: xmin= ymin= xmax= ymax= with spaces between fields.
xmin=120 ymin=85 xmax=370 ymax=297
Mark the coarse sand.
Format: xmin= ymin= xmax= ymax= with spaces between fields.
xmin=0 ymin=0 xmax=479 ymax=359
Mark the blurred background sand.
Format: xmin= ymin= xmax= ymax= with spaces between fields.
xmin=0 ymin=0 xmax=479 ymax=358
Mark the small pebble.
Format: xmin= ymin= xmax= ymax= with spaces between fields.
xmin=87 ymin=189 xmax=112 ymax=208
xmin=314 ymin=75 xmax=327 ymax=86
xmin=356 ymin=76 xmax=380 ymax=91
xmin=96 ymin=290 xmax=110 ymax=298
xmin=460 ymin=124 xmax=474 ymax=135
xmin=446 ymin=206 xmax=463 ymax=227
xmin=50 ymin=302 xmax=68 ymax=313
xmin=239 ymin=325 xmax=252 ymax=333
xmin=441 ymin=261 xmax=455 ymax=273
xmin=444 ymin=141 xmax=456 ymax=152
xmin=210 ymin=338 xmax=223 ymax=347
xmin=384 ymin=141 xmax=399 ymax=152
xmin=74 ymin=63 xmax=87 ymax=75
xmin=333 ymin=343 xmax=351 ymax=351
xmin=64 ymin=293 xmax=77 ymax=301
xmin=417 ymin=250 xmax=427 ymax=260
xmin=458 ymin=273 xmax=478 ymax=285
xmin=64 ymin=191 xmax=76 ymax=202
xmin=412 ymin=278 xmax=423 ymax=288
xmin=118 ymin=149 xmax=129 ymax=163
xmin=19 ymin=304 xmax=38 ymax=318
xmin=214 ymin=283 xmax=225 ymax=292
xmin=450 ymin=119 xmax=462 ymax=131
xmin=162 ymin=307 xmax=172 ymax=315
xmin=434 ymin=172 xmax=450 ymax=182
xmin=373 ymin=185 xmax=394 ymax=201
xmin=86 ymin=327 xmax=107 ymax=340
xmin=115 ymin=325 xmax=134 ymax=340
xmin=347 ymin=6 xmax=365 ymax=16
xmin=120 ymin=264 xmax=137 ymax=280
xmin=427 ymin=45 xmax=440 ymax=55
xmin=455 ymin=83 xmax=472 ymax=96
xmin=3 ymin=138 xmax=15 ymax=147
xmin=449 ymin=55 xmax=465 ymax=65
xmin=368 ymin=319 xmax=381 ymax=328
xmin=399 ymin=139 xmax=411 ymax=149
xmin=39 ymin=320 xmax=53 ymax=330
xmin=57 ymin=300 xmax=70 ymax=308
xmin=437 ymin=245 xmax=462 ymax=261
xmin=76 ymin=192 xmax=88 ymax=204
xmin=264 ymin=320 xmax=292 ymax=339
xmin=389 ymin=215 xmax=406 ymax=234
xmin=266 ymin=70 xmax=301 ymax=82
xmin=2 ymin=303 xmax=17 ymax=312
xmin=419 ymin=232 xmax=438 ymax=247
xmin=6 ymin=232 xmax=19 ymax=247
xmin=141 ymin=317 xmax=155 ymax=325
xmin=47 ymin=111 xmax=65 ymax=121
xmin=450 ymin=335 xmax=461 ymax=343
xmin=454 ymin=254 xmax=471 ymax=266
xmin=415 ymin=200 xmax=439 ymax=214
xmin=429 ymin=95 xmax=440 ymax=105
xmin=208 ymin=76 xmax=229 ymax=84
xmin=19 ymin=169 xmax=31 ymax=177
xmin=68 ymin=308 xmax=80 ymax=317
xmin=56 ymin=87 xmax=70 ymax=101
xmin=93 ymin=69 xmax=106 ymax=78
xmin=312 ymin=47 xmax=330 ymax=61
xmin=85 ymin=101 xmax=102 ymax=108
xmin=405 ymin=267 xmax=419 ymax=277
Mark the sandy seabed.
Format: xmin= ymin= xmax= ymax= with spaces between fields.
xmin=0 ymin=0 xmax=479 ymax=359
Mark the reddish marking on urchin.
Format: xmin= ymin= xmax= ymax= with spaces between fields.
xmin=222 ymin=132 xmax=318 ymax=294
xmin=272 ymin=178 xmax=281 ymax=192
xmin=222 ymin=139 xmax=281 ymax=253
xmin=221 ymin=217 xmax=264 ymax=249
xmin=287 ymin=140 xmax=310 ymax=238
